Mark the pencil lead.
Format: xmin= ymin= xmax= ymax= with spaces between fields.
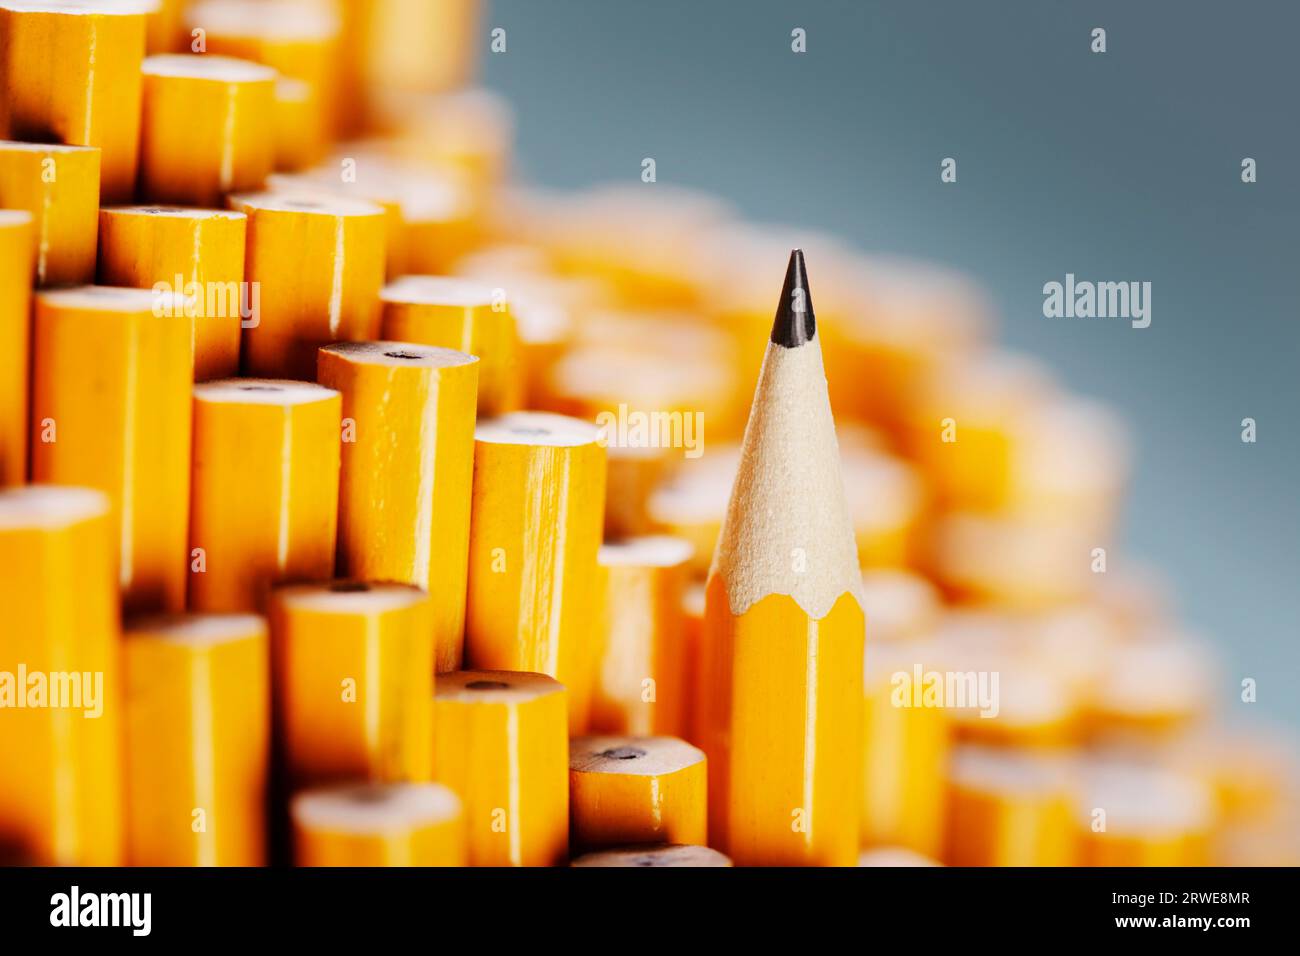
xmin=770 ymin=248 xmax=816 ymax=347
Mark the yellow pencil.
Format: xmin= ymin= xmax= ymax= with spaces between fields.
xmin=698 ymin=250 xmax=865 ymax=865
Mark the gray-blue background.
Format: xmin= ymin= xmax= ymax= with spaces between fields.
xmin=483 ymin=1 xmax=1299 ymax=727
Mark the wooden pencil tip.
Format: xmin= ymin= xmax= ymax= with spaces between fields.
xmin=770 ymin=248 xmax=816 ymax=347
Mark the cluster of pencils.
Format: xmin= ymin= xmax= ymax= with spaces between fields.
xmin=0 ymin=0 xmax=1295 ymax=868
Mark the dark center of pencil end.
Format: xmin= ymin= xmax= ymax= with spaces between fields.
xmin=466 ymin=680 xmax=511 ymax=691
xmin=770 ymin=248 xmax=816 ymax=348
xmin=599 ymin=746 xmax=647 ymax=761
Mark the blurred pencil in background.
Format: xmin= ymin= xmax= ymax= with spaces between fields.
xmin=0 ymin=210 xmax=33 ymax=485
xmin=291 ymin=781 xmax=466 ymax=866
xmin=0 ymin=0 xmax=148 ymax=203
xmin=123 ymin=613 xmax=269 ymax=866
xmin=270 ymin=582 xmax=433 ymax=788
xmin=570 ymin=844 xmax=732 ymax=868
xmin=0 ymin=486 xmax=123 ymax=865
xmin=590 ymin=536 xmax=694 ymax=737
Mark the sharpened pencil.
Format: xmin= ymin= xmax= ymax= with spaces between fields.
xmin=697 ymin=250 xmax=865 ymax=866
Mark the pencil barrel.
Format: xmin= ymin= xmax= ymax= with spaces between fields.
xmin=0 ymin=486 xmax=123 ymax=865
xmin=569 ymin=735 xmax=707 ymax=851
xmin=464 ymin=412 xmax=606 ymax=730
xmin=0 ymin=0 xmax=147 ymax=203
xmin=138 ymin=55 xmax=276 ymax=207
xmin=860 ymin=641 xmax=950 ymax=857
xmin=942 ymin=747 xmax=1076 ymax=866
xmin=292 ymin=782 xmax=466 ymax=866
xmin=700 ymin=586 xmax=865 ymax=866
xmin=317 ymin=341 xmax=478 ymax=672
xmin=0 ymin=142 xmax=100 ymax=287
xmin=30 ymin=286 xmax=194 ymax=614
xmin=0 ymin=211 xmax=33 ymax=484
xmin=272 ymin=78 xmax=325 ymax=172
xmin=590 ymin=535 xmax=693 ymax=737
xmin=189 ymin=379 xmax=341 ymax=613
xmin=570 ymin=844 xmax=732 ymax=867
xmin=97 ymin=206 xmax=248 ymax=381
xmin=229 ymin=193 xmax=386 ymax=380
xmin=431 ymin=670 xmax=569 ymax=866
xmin=270 ymin=582 xmax=434 ymax=787
xmin=123 ymin=613 xmax=270 ymax=866
xmin=379 ymin=275 xmax=522 ymax=416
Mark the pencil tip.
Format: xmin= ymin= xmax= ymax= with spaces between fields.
xmin=770 ymin=248 xmax=816 ymax=347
